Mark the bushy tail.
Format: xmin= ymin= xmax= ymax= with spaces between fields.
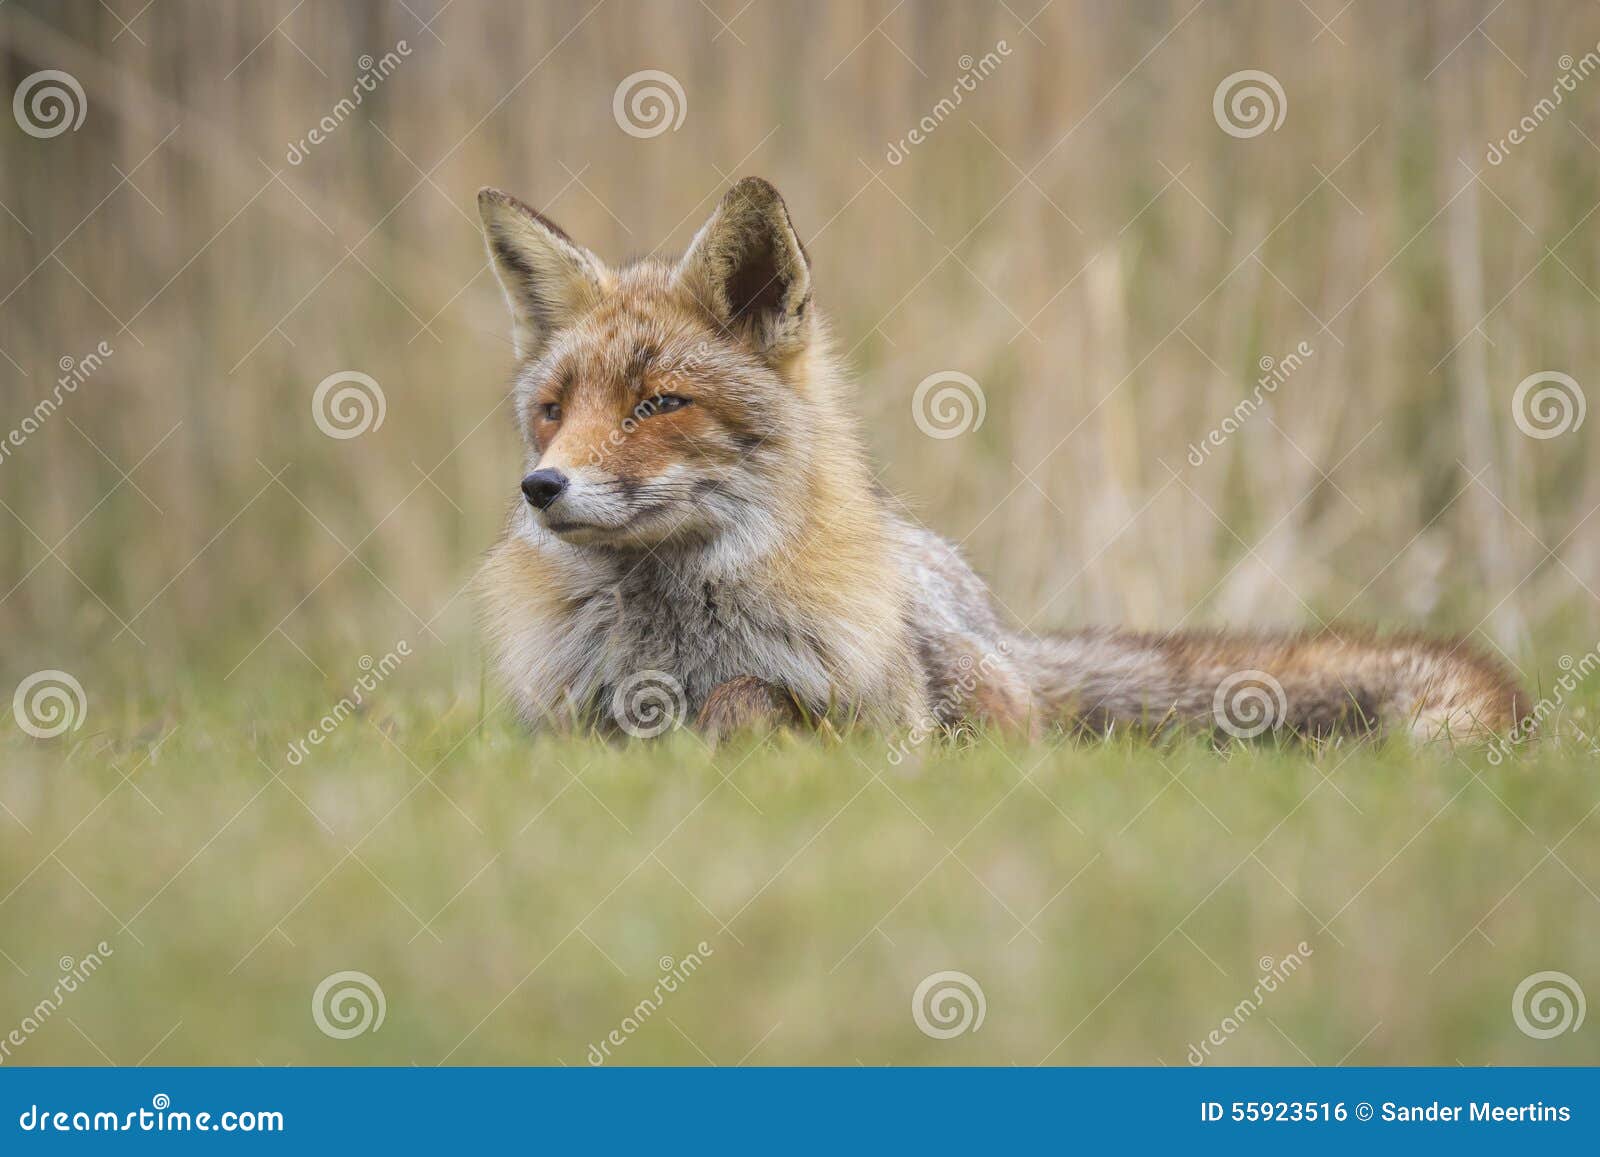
xmin=1011 ymin=626 xmax=1525 ymax=742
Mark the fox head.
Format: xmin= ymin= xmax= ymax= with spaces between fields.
xmin=478 ymin=177 xmax=823 ymax=552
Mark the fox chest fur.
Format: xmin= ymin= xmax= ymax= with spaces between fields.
xmin=558 ymin=555 xmax=837 ymax=720
xmin=478 ymin=513 xmax=931 ymax=732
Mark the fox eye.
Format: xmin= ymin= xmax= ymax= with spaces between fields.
xmin=540 ymin=402 xmax=562 ymax=422
xmin=649 ymin=395 xmax=691 ymax=415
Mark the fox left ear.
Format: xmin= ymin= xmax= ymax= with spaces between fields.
xmin=676 ymin=177 xmax=812 ymax=360
xmin=478 ymin=187 xmax=609 ymax=359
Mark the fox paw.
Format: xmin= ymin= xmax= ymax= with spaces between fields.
xmin=695 ymin=676 xmax=802 ymax=742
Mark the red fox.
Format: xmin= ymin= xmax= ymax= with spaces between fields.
xmin=474 ymin=177 xmax=1524 ymax=743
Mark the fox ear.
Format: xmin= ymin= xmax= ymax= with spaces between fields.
xmin=478 ymin=188 xmax=608 ymax=358
xmin=676 ymin=177 xmax=812 ymax=359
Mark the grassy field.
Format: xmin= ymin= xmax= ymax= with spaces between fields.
xmin=2 ymin=650 xmax=1598 ymax=1067
xmin=3 ymin=2 xmax=1600 ymax=1069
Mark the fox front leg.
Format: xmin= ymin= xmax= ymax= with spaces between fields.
xmin=695 ymin=676 xmax=804 ymax=741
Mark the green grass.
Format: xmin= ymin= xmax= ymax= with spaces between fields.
xmin=2 ymin=658 xmax=1598 ymax=1067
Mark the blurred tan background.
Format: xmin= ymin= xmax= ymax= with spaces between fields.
xmin=2 ymin=0 xmax=1596 ymax=695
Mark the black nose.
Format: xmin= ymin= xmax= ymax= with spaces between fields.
xmin=521 ymin=469 xmax=568 ymax=510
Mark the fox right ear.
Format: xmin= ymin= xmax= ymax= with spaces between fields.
xmin=675 ymin=177 xmax=812 ymax=361
xmin=478 ymin=188 xmax=609 ymax=358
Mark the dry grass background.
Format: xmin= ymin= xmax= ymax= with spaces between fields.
xmin=1 ymin=1 xmax=1599 ymax=1067
xmin=1 ymin=0 xmax=1597 ymax=689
